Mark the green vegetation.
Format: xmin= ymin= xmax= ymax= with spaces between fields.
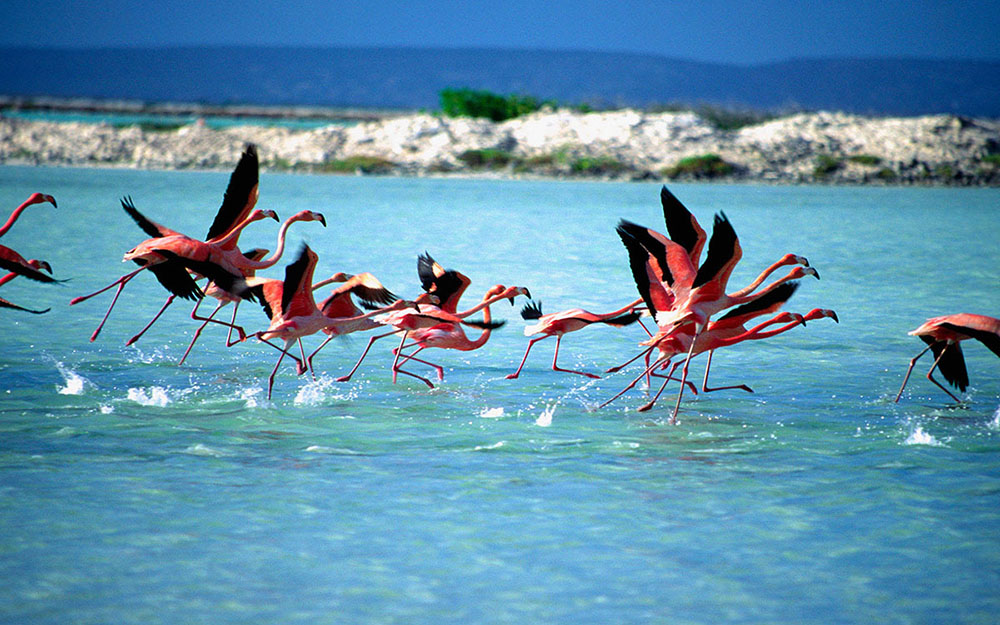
xmin=440 ymin=88 xmax=552 ymax=122
xmin=663 ymin=154 xmax=735 ymax=179
xmin=848 ymin=154 xmax=882 ymax=166
xmin=875 ymin=168 xmax=897 ymax=181
xmin=649 ymin=103 xmax=779 ymax=130
xmin=570 ymin=156 xmax=628 ymax=175
xmin=982 ymin=153 xmax=1000 ymax=165
xmin=318 ymin=156 xmax=396 ymax=174
xmin=934 ymin=164 xmax=955 ymax=180
xmin=457 ymin=149 xmax=514 ymax=169
xmin=116 ymin=121 xmax=187 ymax=132
xmin=813 ymin=154 xmax=842 ymax=178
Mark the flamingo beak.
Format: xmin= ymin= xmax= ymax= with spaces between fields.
xmin=46 ymin=195 xmax=57 ymax=208
xmin=38 ymin=261 xmax=53 ymax=274
xmin=829 ymin=311 xmax=839 ymax=323
xmin=316 ymin=213 xmax=327 ymax=227
xmin=268 ymin=211 xmax=279 ymax=222
xmin=796 ymin=255 xmax=808 ymax=267
xmin=810 ymin=268 xmax=820 ymax=280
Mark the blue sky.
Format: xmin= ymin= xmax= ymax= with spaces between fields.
xmin=6 ymin=0 xmax=1000 ymax=64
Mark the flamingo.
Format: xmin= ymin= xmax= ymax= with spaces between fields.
xmin=391 ymin=284 xmax=513 ymax=388
xmin=249 ymin=245 xmax=412 ymax=400
xmin=142 ymin=207 xmax=326 ymax=352
xmin=504 ymin=300 xmax=642 ymax=379
xmin=0 ymin=258 xmax=55 ymax=314
xmin=335 ymin=252 xmax=528 ymax=382
xmin=302 ymin=272 xmax=400 ymax=373
xmin=0 ymin=193 xmax=57 ymax=238
xmin=894 ymin=314 xmax=1000 ymax=403
xmin=615 ymin=216 xmax=818 ymax=420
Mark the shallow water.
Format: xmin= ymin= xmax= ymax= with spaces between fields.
xmin=1 ymin=166 xmax=999 ymax=624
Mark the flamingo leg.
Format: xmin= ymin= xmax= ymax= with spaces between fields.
xmin=306 ymin=335 xmax=335 ymax=376
xmin=125 ymin=295 xmax=177 ymax=346
xmin=551 ymin=335 xmax=600 ymax=378
xmin=638 ymin=374 xmax=674 ymax=413
xmin=84 ymin=272 xmax=141 ymax=342
xmin=265 ymin=340 xmax=291 ymax=400
xmin=390 ymin=331 xmax=409 ymax=384
xmin=297 ymin=339 xmax=311 ymax=377
xmin=70 ymin=266 xmax=145 ymax=306
xmin=189 ymin=297 xmax=247 ymax=344
xmin=337 ymin=330 xmax=398 ymax=382
xmin=700 ymin=350 xmax=754 ymax=394
xmin=667 ymin=324 xmax=703 ymax=424
xmin=636 ymin=316 xmax=654 ymax=337
xmin=178 ymin=301 xmax=229 ymax=365
xmin=393 ymin=346 xmax=436 ymax=389
xmin=925 ymin=343 xmax=963 ymax=403
xmin=395 ymin=347 xmax=445 ymax=382
xmin=597 ymin=356 xmax=669 ymax=410
xmin=605 ymin=345 xmax=655 ymax=374
xmin=224 ymin=302 xmax=242 ymax=347
xmin=894 ymin=344 xmax=933 ymax=402
xmin=648 ymin=360 xmax=698 ymax=394
xmin=505 ymin=336 xmax=548 ymax=379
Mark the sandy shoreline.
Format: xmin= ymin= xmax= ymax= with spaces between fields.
xmin=2 ymin=107 xmax=998 ymax=185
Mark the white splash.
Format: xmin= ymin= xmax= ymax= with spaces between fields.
xmin=55 ymin=362 xmax=89 ymax=395
xmin=99 ymin=405 xmax=115 ymax=414
xmin=240 ymin=386 xmax=263 ymax=408
xmin=473 ymin=441 xmax=505 ymax=451
xmin=127 ymin=386 xmax=171 ymax=407
xmin=905 ymin=426 xmax=942 ymax=446
xmin=536 ymin=403 xmax=556 ymax=427
xmin=479 ymin=406 xmax=505 ymax=419
xmin=182 ymin=443 xmax=231 ymax=457
xmin=989 ymin=405 xmax=1000 ymax=431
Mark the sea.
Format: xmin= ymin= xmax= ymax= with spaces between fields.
xmin=1 ymin=164 xmax=999 ymax=624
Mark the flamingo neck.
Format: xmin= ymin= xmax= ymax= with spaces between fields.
xmin=241 ymin=216 xmax=301 ymax=270
xmin=0 ymin=199 xmax=36 ymax=237
xmin=0 ymin=271 xmax=19 ymax=287
xmin=728 ymin=258 xmax=792 ymax=298
xmin=602 ymin=297 xmax=644 ymax=318
xmin=727 ymin=267 xmax=801 ymax=307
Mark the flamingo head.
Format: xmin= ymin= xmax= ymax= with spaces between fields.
xmin=291 ymin=210 xmax=326 ymax=227
xmin=779 ymin=253 xmax=809 ymax=267
xmin=503 ymin=285 xmax=531 ymax=305
xmin=413 ymin=292 xmax=441 ymax=308
xmin=25 ymin=193 xmax=57 ymax=208
xmin=254 ymin=209 xmax=279 ymax=223
xmin=772 ymin=311 xmax=806 ymax=325
xmin=804 ymin=308 xmax=839 ymax=324
xmin=790 ymin=266 xmax=820 ymax=280
xmin=27 ymin=259 xmax=53 ymax=274
xmin=327 ymin=272 xmax=350 ymax=283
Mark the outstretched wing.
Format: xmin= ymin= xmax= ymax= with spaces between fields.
xmin=938 ymin=322 xmax=1000 ymax=358
xmin=205 ymin=144 xmax=260 ymax=240
xmin=692 ymin=212 xmax=741 ymax=292
xmin=520 ymin=300 xmax=544 ymax=321
xmin=417 ymin=252 xmax=469 ymax=312
xmin=0 ymin=296 xmax=49 ymax=314
xmin=151 ymin=249 xmax=254 ymax=302
xmin=121 ymin=196 xmax=180 ymax=238
xmin=660 ymin=185 xmax=706 ymax=264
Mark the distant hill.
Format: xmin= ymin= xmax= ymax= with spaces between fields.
xmin=2 ymin=46 xmax=998 ymax=117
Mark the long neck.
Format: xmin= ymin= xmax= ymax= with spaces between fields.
xmin=0 ymin=198 xmax=35 ymax=237
xmin=0 ymin=271 xmax=19 ymax=287
xmin=727 ymin=267 xmax=801 ymax=308
xmin=239 ymin=217 xmax=300 ymax=271
xmin=713 ymin=315 xmax=803 ymax=348
xmin=464 ymin=297 xmax=496 ymax=350
xmin=728 ymin=257 xmax=793 ymax=298
xmin=211 ymin=212 xmax=266 ymax=249
xmin=600 ymin=297 xmax=644 ymax=319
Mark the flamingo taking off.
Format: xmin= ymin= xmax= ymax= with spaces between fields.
xmin=0 ymin=258 xmax=55 ymax=314
xmin=504 ymin=300 xmax=642 ymax=379
xmin=0 ymin=193 xmax=57 ymax=238
xmin=894 ymin=313 xmax=1000 ymax=403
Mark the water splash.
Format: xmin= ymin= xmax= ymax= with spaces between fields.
xmin=240 ymin=386 xmax=264 ymax=408
xmin=989 ymin=405 xmax=1000 ymax=431
xmin=127 ymin=386 xmax=171 ymax=407
xmin=536 ymin=403 xmax=556 ymax=427
xmin=55 ymin=362 xmax=90 ymax=395
xmin=905 ymin=426 xmax=943 ymax=447
xmin=182 ymin=443 xmax=232 ymax=457
xmin=293 ymin=376 xmax=354 ymax=406
xmin=479 ymin=406 xmax=505 ymax=419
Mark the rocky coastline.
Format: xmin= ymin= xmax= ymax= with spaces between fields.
xmin=2 ymin=108 xmax=999 ymax=185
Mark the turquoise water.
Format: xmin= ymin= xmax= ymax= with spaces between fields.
xmin=1 ymin=165 xmax=999 ymax=624
xmin=1 ymin=109 xmax=351 ymax=129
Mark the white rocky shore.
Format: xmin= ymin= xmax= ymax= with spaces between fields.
xmin=2 ymin=109 xmax=998 ymax=185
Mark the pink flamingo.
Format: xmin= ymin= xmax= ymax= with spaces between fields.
xmin=894 ymin=313 xmax=1000 ymax=403
xmin=391 ymin=284 xmax=513 ymax=388
xmin=250 ymin=245 xmax=411 ymax=400
xmin=0 ymin=193 xmax=57 ymax=238
xmin=0 ymin=258 xmax=55 ymax=314
xmin=505 ymin=300 xmax=642 ymax=379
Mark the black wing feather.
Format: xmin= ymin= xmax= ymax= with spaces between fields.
xmin=922 ymin=338 xmax=969 ymax=392
xmin=417 ymin=252 xmax=464 ymax=306
xmin=616 ymin=220 xmax=674 ymax=286
xmin=693 ymin=212 xmax=737 ymax=289
xmin=616 ymin=223 xmax=659 ymax=314
xmin=206 ymin=144 xmax=260 ymax=240
xmin=151 ymin=250 xmax=255 ymax=302
xmin=660 ymin=185 xmax=700 ymax=257
xmin=0 ymin=296 xmax=49 ymax=314
xmin=938 ymin=323 xmax=1000 ymax=358
xmin=601 ymin=311 xmax=642 ymax=327
xmin=121 ymin=196 xmax=169 ymax=238
xmin=281 ymin=245 xmax=312 ymax=315
xmin=717 ymin=282 xmax=800 ymax=322
xmin=520 ymin=300 xmax=544 ymax=320
xmin=0 ymin=257 xmax=60 ymax=283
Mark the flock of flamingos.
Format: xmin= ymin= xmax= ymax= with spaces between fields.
xmin=3 ymin=144 xmax=998 ymax=419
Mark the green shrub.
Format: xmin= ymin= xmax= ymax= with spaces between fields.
xmin=663 ymin=154 xmax=735 ymax=179
xmin=934 ymin=164 xmax=955 ymax=179
xmin=570 ymin=156 xmax=627 ymax=175
xmin=117 ymin=121 xmax=187 ymax=132
xmin=875 ymin=167 xmax=897 ymax=181
xmin=319 ymin=156 xmax=395 ymax=174
xmin=848 ymin=154 xmax=882 ymax=166
xmin=457 ymin=149 xmax=513 ymax=169
xmin=440 ymin=88 xmax=549 ymax=122
xmin=814 ymin=155 xmax=842 ymax=178
xmin=982 ymin=153 xmax=1000 ymax=165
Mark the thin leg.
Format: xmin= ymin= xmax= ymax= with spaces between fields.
xmin=598 ymin=356 xmax=668 ymax=410
xmin=648 ymin=360 xmax=698 ymax=394
xmin=306 ymin=335 xmax=335 ymax=375
xmin=70 ymin=266 xmax=145 ymax=306
xmin=506 ymin=336 xmax=546 ymax=379
xmin=669 ymin=324 xmax=703 ymax=424
xmin=636 ymin=316 xmax=654 ymax=338
xmin=337 ymin=330 xmax=398 ymax=382
xmin=224 ymin=302 xmax=241 ymax=346
xmin=638 ymin=374 xmax=674 ymax=413
xmin=266 ymin=341 xmax=291 ymax=400
xmin=925 ymin=343 xmax=962 ymax=403
xmin=551 ymin=335 xmax=600 ymax=378
xmin=894 ymin=344 xmax=933 ymax=402
xmin=125 ymin=295 xmax=177 ymax=346
xmin=700 ymin=350 xmax=754 ymax=394
xmin=86 ymin=275 xmax=136 ymax=342
xmin=395 ymin=347 xmax=444 ymax=382
xmin=178 ymin=300 xmax=224 ymax=365
xmin=297 ymin=339 xmax=310 ymax=377
xmin=390 ymin=331 xmax=409 ymax=384
xmin=605 ymin=346 xmax=655 ymax=374
xmin=393 ymin=346 xmax=436 ymax=389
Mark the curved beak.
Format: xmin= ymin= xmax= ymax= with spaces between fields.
xmin=317 ymin=213 xmax=327 ymax=227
